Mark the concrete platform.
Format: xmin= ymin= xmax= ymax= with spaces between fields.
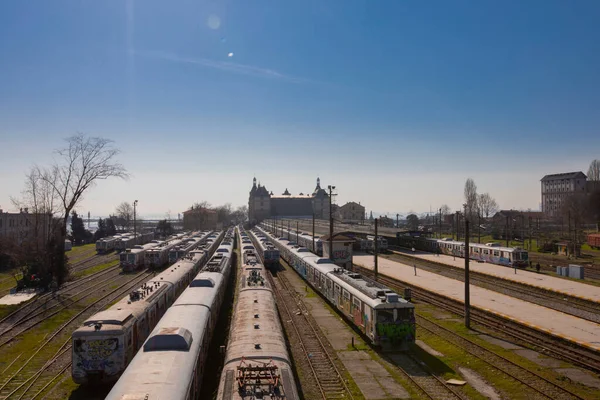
xmin=392 ymin=248 xmax=600 ymax=303
xmin=354 ymin=255 xmax=600 ymax=351
xmin=0 ymin=289 xmax=38 ymax=305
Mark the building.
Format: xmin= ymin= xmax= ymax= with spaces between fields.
xmin=248 ymin=177 xmax=330 ymax=223
xmin=339 ymin=202 xmax=365 ymax=223
xmin=182 ymin=207 xmax=218 ymax=230
xmin=0 ymin=208 xmax=55 ymax=245
xmin=541 ymin=172 xmax=587 ymax=217
xmin=321 ymin=233 xmax=355 ymax=269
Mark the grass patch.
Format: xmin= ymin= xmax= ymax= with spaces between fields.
xmin=415 ymin=303 xmax=596 ymax=399
xmin=0 ymin=308 xmax=81 ymax=376
xmin=0 ymin=303 xmax=20 ymax=320
xmin=71 ymin=260 xmax=118 ymax=279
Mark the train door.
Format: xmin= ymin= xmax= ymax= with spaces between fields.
xmin=365 ymin=306 xmax=374 ymax=338
xmin=326 ymin=278 xmax=333 ymax=300
xmin=133 ymin=322 xmax=140 ymax=350
xmin=352 ymin=297 xmax=363 ymax=326
xmin=334 ymin=284 xmax=341 ymax=307
xmin=342 ymin=289 xmax=351 ymax=315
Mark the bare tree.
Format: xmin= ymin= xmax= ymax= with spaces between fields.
xmin=33 ymin=134 xmax=127 ymax=285
xmin=115 ymin=202 xmax=133 ymax=229
xmin=192 ymin=201 xmax=211 ymax=210
xmin=440 ymin=204 xmax=451 ymax=217
xmin=11 ymin=166 xmax=61 ymax=251
xmin=478 ymin=193 xmax=499 ymax=219
xmin=41 ymin=134 xmax=128 ymax=230
xmin=588 ymin=159 xmax=600 ymax=181
xmin=464 ymin=178 xmax=478 ymax=220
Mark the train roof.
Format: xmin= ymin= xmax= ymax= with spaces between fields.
xmin=105 ymin=306 xmax=211 ymax=400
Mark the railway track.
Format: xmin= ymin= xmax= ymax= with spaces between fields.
xmin=416 ymin=314 xmax=587 ymax=400
xmin=356 ymin=265 xmax=600 ymax=374
xmin=68 ymin=252 xmax=117 ymax=275
xmin=0 ymin=263 xmax=122 ymax=346
xmin=385 ymin=249 xmax=600 ymax=323
xmin=0 ymin=262 xmax=121 ymax=338
xmin=267 ymin=263 xmax=353 ymax=400
xmin=0 ymin=270 xmax=152 ymax=400
xmin=387 ymin=353 xmax=465 ymax=400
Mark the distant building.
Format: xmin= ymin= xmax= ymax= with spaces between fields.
xmin=182 ymin=207 xmax=218 ymax=230
xmin=321 ymin=232 xmax=354 ymax=269
xmin=377 ymin=216 xmax=395 ymax=228
xmin=0 ymin=208 xmax=55 ymax=245
xmin=248 ymin=177 xmax=330 ymax=224
xmin=541 ymin=172 xmax=587 ymax=217
xmin=339 ymin=202 xmax=365 ymax=223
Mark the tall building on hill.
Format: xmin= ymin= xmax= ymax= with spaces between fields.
xmin=541 ymin=172 xmax=587 ymax=217
xmin=248 ymin=177 xmax=330 ymax=223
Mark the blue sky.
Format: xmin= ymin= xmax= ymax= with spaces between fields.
xmin=1 ymin=0 xmax=599 ymax=218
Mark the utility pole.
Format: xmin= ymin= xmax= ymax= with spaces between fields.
xmin=439 ymin=208 xmax=442 ymax=239
xmin=478 ymin=213 xmax=481 ymax=243
xmin=297 ymin=221 xmax=299 ymax=244
xmin=133 ymin=200 xmax=138 ymax=241
xmin=328 ymin=185 xmax=336 ymax=262
xmin=312 ymin=212 xmax=315 ymax=253
xmin=456 ymin=211 xmax=460 ymax=241
xmin=287 ymin=220 xmax=290 ymax=240
xmin=374 ymin=218 xmax=379 ymax=279
xmin=505 ymin=214 xmax=509 ymax=247
xmin=87 ymin=211 xmax=90 ymax=229
xmin=396 ymin=214 xmax=399 ymax=229
xmin=529 ymin=216 xmax=532 ymax=251
xmin=465 ymin=217 xmax=471 ymax=328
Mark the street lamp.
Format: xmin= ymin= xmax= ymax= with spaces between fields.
xmin=328 ymin=185 xmax=335 ymax=261
xmin=133 ymin=200 xmax=138 ymax=242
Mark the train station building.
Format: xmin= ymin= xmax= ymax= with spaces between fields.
xmin=248 ymin=177 xmax=330 ymax=224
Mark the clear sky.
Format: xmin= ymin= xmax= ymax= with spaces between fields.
xmin=1 ymin=0 xmax=599 ymax=218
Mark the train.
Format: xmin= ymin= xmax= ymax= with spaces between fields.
xmin=120 ymin=231 xmax=220 ymax=273
xmin=168 ymin=231 xmax=212 ymax=264
xmin=255 ymin=226 xmax=415 ymax=351
xmin=96 ymin=232 xmax=155 ymax=254
xmin=105 ymin=228 xmax=235 ymax=399
xmin=71 ymin=231 xmax=225 ymax=384
xmin=249 ymin=230 xmax=280 ymax=270
xmin=144 ymin=235 xmax=189 ymax=270
xmin=119 ymin=240 xmax=162 ymax=272
xmin=366 ymin=235 xmax=388 ymax=252
xmin=216 ymin=227 xmax=299 ymax=399
xmin=396 ymin=235 xmax=529 ymax=268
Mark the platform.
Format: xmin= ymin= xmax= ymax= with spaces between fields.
xmin=0 ymin=289 xmax=38 ymax=305
xmin=354 ymin=255 xmax=600 ymax=351
xmin=391 ymin=248 xmax=600 ymax=303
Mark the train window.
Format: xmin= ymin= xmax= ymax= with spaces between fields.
xmin=493 ymin=251 xmax=500 ymax=256
xmin=377 ymin=310 xmax=393 ymax=323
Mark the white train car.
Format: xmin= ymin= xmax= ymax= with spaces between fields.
xmin=105 ymin=230 xmax=235 ymax=400
xmin=145 ymin=237 xmax=188 ymax=270
xmin=71 ymin=243 xmax=219 ymax=384
xmin=217 ymin=228 xmax=299 ymax=399
xmin=249 ymin=229 xmax=280 ymax=270
xmin=120 ymin=240 xmax=163 ymax=272
xmin=96 ymin=235 xmax=120 ymax=254
xmin=168 ymin=231 xmax=212 ymax=264
xmin=257 ymin=227 xmax=415 ymax=351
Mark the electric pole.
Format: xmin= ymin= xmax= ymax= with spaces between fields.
xmin=328 ymin=185 xmax=336 ymax=262
xmin=374 ymin=218 xmax=378 ymax=279
xmin=312 ymin=212 xmax=315 ymax=253
xmin=465 ymin=217 xmax=471 ymax=328
xmin=133 ymin=200 xmax=138 ymax=241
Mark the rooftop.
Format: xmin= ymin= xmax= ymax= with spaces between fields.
xmin=541 ymin=171 xmax=586 ymax=181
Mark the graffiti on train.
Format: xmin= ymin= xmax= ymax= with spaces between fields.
xmin=376 ymin=322 xmax=415 ymax=343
